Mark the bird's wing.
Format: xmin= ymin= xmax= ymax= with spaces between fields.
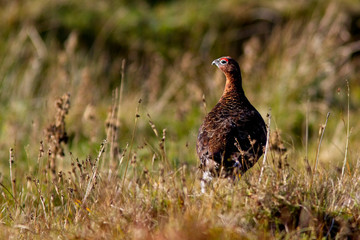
xmin=197 ymin=114 xmax=236 ymax=164
xmin=229 ymin=109 xmax=267 ymax=158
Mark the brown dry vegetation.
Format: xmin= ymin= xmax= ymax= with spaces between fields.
xmin=1 ymin=0 xmax=360 ymax=239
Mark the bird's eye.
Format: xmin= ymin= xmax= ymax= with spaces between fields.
xmin=220 ymin=59 xmax=228 ymax=65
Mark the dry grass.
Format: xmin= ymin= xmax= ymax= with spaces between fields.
xmin=1 ymin=126 xmax=360 ymax=239
xmin=1 ymin=0 xmax=360 ymax=239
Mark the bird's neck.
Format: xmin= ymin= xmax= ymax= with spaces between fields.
xmin=222 ymin=74 xmax=244 ymax=98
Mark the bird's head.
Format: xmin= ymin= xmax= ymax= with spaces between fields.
xmin=212 ymin=56 xmax=241 ymax=77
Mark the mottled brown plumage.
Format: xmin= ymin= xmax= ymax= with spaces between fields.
xmin=197 ymin=56 xmax=267 ymax=178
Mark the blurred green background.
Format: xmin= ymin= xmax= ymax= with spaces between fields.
xmin=0 ymin=0 xmax=360 ymax=172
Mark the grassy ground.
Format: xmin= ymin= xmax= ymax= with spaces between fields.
xmin=1 ymin=0 xmax=360 ymax=239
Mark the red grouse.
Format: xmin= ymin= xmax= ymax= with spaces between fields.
xmin=197 ymin=56 xmax=267 ymax=179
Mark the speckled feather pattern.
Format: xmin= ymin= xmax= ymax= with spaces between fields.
xmin=197 ymin=57 xmax=267 ymax=177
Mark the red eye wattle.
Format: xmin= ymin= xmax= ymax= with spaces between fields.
xmin=220 ymin=58 xmax=228 ymax=64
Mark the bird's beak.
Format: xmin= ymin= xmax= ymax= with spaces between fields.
xmin=212 ymin=59 xmax=219 ymax=67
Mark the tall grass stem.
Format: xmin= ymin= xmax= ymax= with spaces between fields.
xmin=341 ymin=80 xmax=350 ymax=179
xmin=9 ymin=148 xmax=16 ymax=200
xmin=314 ymin=112 xmax=330 ymax=172
xmin=122 ymin=99 xmax=141 ymax=189
xmin=258 ymin=109 xmax=271 ymax=184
